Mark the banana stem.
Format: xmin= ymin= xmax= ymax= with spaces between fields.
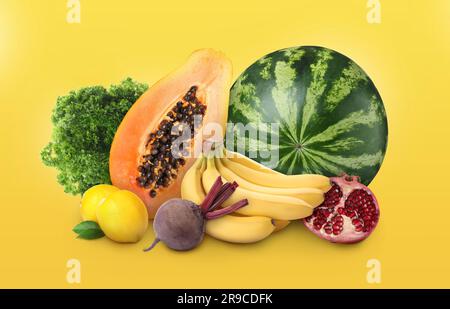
xmin=205 ymin=199 xmax=249 ymax=220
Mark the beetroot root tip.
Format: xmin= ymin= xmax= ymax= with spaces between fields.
xmin=143 ymin=238 xmax=161 ymax=252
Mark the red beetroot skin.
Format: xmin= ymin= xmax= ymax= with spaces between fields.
xmin=303 ymin=175 xmax=380 ymax=243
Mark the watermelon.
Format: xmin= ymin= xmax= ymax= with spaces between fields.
xmin=227 ymin=46 xmax=388 ymax=185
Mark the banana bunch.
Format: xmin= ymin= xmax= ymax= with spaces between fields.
xmin=181 ymin=150 xmax=331 ymax=244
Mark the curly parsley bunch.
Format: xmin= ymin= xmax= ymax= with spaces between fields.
xmin=41 ymin=78 xmax=148 ymax=195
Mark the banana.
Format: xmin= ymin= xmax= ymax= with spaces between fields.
xmin=215 ymin=157 xmax=324 ymax=207
xmin=221 ymin=152 xmax=331 ymax=192
xmin=206 ymin=215 xmax=275 ymax=243
xmin=272 ymin=220 xmax=290 ymax=232
xmin=202 ymin=157 xmax=313 ymax=220
xmin=230 ymin=212 xmax=290 ymax=232
xmin=181 ymin=157 xmax=206 ymax=205
xmin=224 ymin=148 xmax=281 ymax=175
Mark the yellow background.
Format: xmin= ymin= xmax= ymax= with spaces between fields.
xmin=1 ymin=0 xmax=449 ymax=288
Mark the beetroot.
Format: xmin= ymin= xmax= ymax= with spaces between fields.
xmin=145 ymin=177 xmax=248 ymax=251
xmin=303 ymin=175 xmax=380 ymax=243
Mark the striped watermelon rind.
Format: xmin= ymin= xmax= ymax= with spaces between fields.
xmin=227 ymin=46 xmax=388 ymax=185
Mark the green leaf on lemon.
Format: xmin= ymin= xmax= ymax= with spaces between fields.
xmin=73 ymin=221 xmax=105 ymax=240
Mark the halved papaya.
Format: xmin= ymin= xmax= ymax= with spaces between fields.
xmin=109 ymin=49 xmax=232 ymax=218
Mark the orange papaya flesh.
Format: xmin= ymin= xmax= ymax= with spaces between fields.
xmin=109 ymin=49 xmax=232 ymax=218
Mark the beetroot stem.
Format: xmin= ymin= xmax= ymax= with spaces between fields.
xmin=213 ymin=182 xmax=232 ymax=204
xmin=205 ymin=199 xmax=249 ymax=220
xmin=199 ymin=176 xmax=223 ymax=213
xmin=208 ymin=182 xmax=238 ymax=212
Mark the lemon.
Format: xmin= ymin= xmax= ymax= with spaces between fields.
xmin=96 ymin=190 xmax=148 ymax=243
xmin=80 ymin=184 xmax=119 ymax=222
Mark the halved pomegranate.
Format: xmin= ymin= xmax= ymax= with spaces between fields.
xmin=303 ymin=175 xmax=380 ymax=243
